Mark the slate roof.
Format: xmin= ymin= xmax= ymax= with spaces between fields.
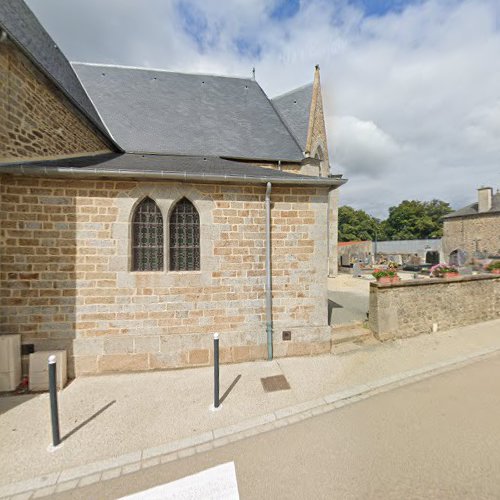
xmin=0 ymin=153 xmax=346 ymax=186
xmin=2 ymin=2 xmax=319 ymax=163
xmin=272 ymin=83 xmax=313 ymax=150
xmin=443 ymin=191 xmax=500 ymax=219
xmin=0 ymin=0 xmax=113 ymax=145
xmin=72 ymin=63 xmax=305 ymax=162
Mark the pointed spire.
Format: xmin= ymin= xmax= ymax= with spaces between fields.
xmin=305 ymin=64 xmax=324 ymax=156
xmin=314 ymin=64 xmax=321 ymax=86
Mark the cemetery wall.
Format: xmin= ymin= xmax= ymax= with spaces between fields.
xmin=369 ymin=275 xmax=500 ymax=340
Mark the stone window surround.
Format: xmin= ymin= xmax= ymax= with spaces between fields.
xmin=313 ymin=142 xmax=324 ymax=160
xmin=168 ymin=197 xmax=201 ymax=272
xmin=110 ymin=183 xmax=215 ymax=287
xmin=311 ymin=139 xmax=327 ymax=177
xmin=131 ymin=197 xmax=165 ymax=272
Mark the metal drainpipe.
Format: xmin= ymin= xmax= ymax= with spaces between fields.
xmin=265 ymin=181 xmax=273 ymax=360
xmin=327 ymin=188 xmax=331 ymax=276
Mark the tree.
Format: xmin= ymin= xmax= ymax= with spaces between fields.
xmin=338 ymin=206 xmax=385 ymax=242
xmin=383 ymin=199 xmax=452 ymax=240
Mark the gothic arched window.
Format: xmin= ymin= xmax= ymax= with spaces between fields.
xmin=132 ymin=197 xmax=164 ymax=271
xmin=169 ymin=198 xmax=200 ymax=271
xmin=314 ymin=144 xmax=324 ymax=161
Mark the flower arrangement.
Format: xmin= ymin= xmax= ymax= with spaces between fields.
xmin=486 ymin=261 xmax=500 ymax=273
xmin=372 ymin=269 xmax=398 ymax=279
xmin=430 ymin=263 xmax=459 ymax=278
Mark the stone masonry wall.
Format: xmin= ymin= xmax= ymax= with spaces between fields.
xmin=369 ymin=275 xmax=500 ymax=340
xmin=442 ymin=215 xmax=500 ymax=261
xmin=0 ymin=39 xmax=110 ymax=162
xmin=328 ymin=189 xmax=339 ymax=276
xmin=0 ymin=175 xmax=330 ymax=376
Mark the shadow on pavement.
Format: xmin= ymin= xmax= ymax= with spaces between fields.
xmin=0 ymin=393 xmax=37 ymax=414
xmin=328 ymin=291 xmax=369 ymax=326
xmin=220 ymin=375 xmax=242 ymax=405
xmin=63 ymin=400 xmax=116 ymax=442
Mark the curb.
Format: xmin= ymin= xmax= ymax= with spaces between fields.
xmin=2 ymin=346 xmax=500 ymax=499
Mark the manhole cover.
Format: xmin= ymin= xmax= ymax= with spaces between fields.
xmin=261 ymin=375 xmax=290 ymax=392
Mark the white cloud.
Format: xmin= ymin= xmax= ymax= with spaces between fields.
xmin=26 ymin=0 xmax=500 ymax=218
xmin=332 ymin=116 xmax=401 ymax=177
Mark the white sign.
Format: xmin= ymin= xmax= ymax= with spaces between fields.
xmin=120 ymin=461 xmax=239 ymax=500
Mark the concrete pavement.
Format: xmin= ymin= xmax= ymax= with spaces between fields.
xmin=327 ymin=272 xmax=419 ymax=326
xmin=61 ymin=353 xmax=500 ymax=499
xmin=1 ymin=318 xmax=500 ymax=498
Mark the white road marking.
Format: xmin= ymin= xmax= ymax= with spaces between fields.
xmin=119 ymin=461 xmax=239 ymax=500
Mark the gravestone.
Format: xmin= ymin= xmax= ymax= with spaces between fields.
xmin=450 ymin=249 xmax=467 ymax=266
xmin=341 ymin=255 xmax=351 ymax=267
xmin=353 ymin=262 xmax=362 ymax=277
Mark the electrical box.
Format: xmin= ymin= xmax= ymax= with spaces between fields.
xmin=0 ymin=334 xmax=22 ymax=391
xmin=29 ymin=350 xmax=67 ymax=391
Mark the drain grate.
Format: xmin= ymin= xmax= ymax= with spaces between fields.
xmin=261 ymin=375 xmax=291 ymax=392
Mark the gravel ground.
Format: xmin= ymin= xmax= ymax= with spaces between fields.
xmin=1 ymin=318 xmax=499 ymax=487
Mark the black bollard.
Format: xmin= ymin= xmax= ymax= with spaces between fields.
xmin=48 ymin=355 xmax=61 ymax=447
xmin=214 ymin=333 xmax=220 ymax=409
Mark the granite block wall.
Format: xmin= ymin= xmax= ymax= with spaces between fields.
xmin=0 ymin=176 xmax=331 ymax=376
xmin=369 ymin=275 xmax=500 ymax=340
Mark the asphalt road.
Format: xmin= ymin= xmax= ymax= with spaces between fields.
xmin=55 ymin=354 xmax=500 ymax=499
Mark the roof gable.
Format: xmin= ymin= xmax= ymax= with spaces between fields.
xmin=0 ymin=0 xmax=112 ymax=144
xmin=444 ymin=192 xmax=500 ymax=219
xmin=72 ymin=63 xmax=304 ymax=161
xmin=272 ymin=83 xmax=313 ymax=151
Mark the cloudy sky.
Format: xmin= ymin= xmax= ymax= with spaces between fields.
xmin=27 ymin=0 xmax=500 ymax=217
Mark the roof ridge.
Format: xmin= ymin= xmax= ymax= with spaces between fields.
xmin=254 ymin=81 xmax=305 ymax=155
xmin=71 ymin=62 xmax=253 ymax=81
xmin=271 ymin=82 xmax=313 ymax=101
xmin=71 ymin=64 xmax=118 ymax=144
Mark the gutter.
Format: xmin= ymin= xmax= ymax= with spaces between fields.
xmin=265 ymin=182 xmax=273 ymax=360
xmin=0 ymin=165 xmax=348 ymax=187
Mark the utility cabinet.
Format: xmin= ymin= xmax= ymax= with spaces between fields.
xmin=29 ymin=350 xmax=67 ymax=391
xmin=0 ymin=334 xmax=22 ymax=391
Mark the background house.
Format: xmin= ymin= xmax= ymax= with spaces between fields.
xmin=0 ymin=0 xmax=345 ymax=376
xmin=442 ymin=187 xmax=500 ymax=265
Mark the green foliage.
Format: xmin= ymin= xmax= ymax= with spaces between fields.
xmin=383 ymin=200 xmax=452 ymax=240
xmin=338 ymin=206 xmax=385 ymax=242
xmin=339 ymin=199 xmax=452 ymax=242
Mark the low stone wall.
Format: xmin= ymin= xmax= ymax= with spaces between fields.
xmin=369 ymin=275 xmax=500 ymax=340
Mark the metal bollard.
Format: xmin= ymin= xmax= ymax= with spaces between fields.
xmin=213 ymin=333 xmax=220 ymax=409
xmin=48 ymin=355 xmax=61 ymax=447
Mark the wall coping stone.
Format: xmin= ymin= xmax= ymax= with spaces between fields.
xmin=370 ymin=273 xmax=500 ymax=289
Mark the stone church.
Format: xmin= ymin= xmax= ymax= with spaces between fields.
xmin=0 ymin=1 xmax=346 ymax=376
